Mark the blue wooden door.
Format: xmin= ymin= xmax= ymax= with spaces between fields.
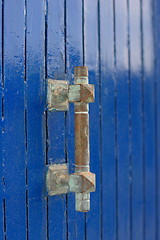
xmin=0 ymin=0 xmax=160 ymax=239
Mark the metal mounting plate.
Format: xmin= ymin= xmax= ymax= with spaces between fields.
xmin=47 ymin=79 xmax=69 ymax=111
xmin=47 ymin=79 xmax=95 ymax=111
xmin=46 ymin=164 xmax=69 ymax=195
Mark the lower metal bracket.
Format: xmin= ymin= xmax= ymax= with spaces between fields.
xmin=47 ymin=79 xmax=94 ymax=111
xmin=46 ymin=164 xmax=69 ymax=195
xmin=46 ymin=164 xmax=96 ymax=212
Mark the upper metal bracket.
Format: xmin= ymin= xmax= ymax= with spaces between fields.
xmin=47 ymin=79 xmax=94 ymax=111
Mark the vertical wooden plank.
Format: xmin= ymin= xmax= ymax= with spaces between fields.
xmin=47 ymin=0 xmax=67 ymax=239
xmin=154 ymin=0 xmax=160 ymax=238
xmin=26 ymin=0 xmax=47 ymax=239
xmin=114 ymin=0 xmax=130 ymax=239
xmin=66 ymin=0 xmax=85 ymax=239
xmin=0 ymin=0 xmax=4 ymax=238
xmin=142 ymin=0 xmax=156 ymax=239
xmin=3 ymin=0 xmax=26 ymax=239
xmin=0 ymin=0 xmax=1 ymax=117
xmin=100 ymin=0 xmax=116 ymax=239
xmin=84 ymin=0 xmax=101 ymax=239
xmin=0 ymin=0 xmax=1 ymax=119
xmin=129 ymin=0 xmax=144 ymax=239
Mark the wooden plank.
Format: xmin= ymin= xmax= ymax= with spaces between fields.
xmin=0 ymin=0 xmax=4 ymax=238
xmin=47 ymin=0 xmax=67 ymax=239
xmin=100 ymin=0 xmax=116 ymax=239
xmin=0 ymin=0 xmax=2 ymax=117
xmin=142 ymin=0 xmax=156 ymax=239
xmin=129 ymin=0 xmax=143 ymax=239
xmin=3 ymin=0 xmax=26 ymax=239
xmin=26 ymin=0 xmax=47 ymax=239
xmin=114 ymin=0 xmax=130 ymax=239
xmin=154 ymin=0 xmax=160 ymax=238
xmin=66 ymin=0 xmax=85 ymax=239
xmin=84 ymin=0 xmax=101 ymax=239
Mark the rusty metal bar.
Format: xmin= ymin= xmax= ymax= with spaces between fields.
xmin=74 ymin=66 xmax=90 ymax=212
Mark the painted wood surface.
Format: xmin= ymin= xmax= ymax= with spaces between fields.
xmin=0 ymin=0 xmax=159 ymax=239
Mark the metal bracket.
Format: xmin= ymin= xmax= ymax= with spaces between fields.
xmin=47 ymin=79 xmax=69 ymax=111
xmin=46 ymin=164 xmax=69 ymax=195
xmin=46 ymin=164 xmax=95 ymax=195
xmin=47 ymin=80 xmax=94 ymax=111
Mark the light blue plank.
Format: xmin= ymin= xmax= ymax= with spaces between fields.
xmin=100 ymin=0 xmax=116 ymax=239
xmin=66 ymin=0 xmax=85 ymax=239
xmin=26 ymin=0 xmax=47 ymax=239
xmin=0 ymin=0 xmax=4 ymax=238
xmin=142 ymin=0 xmax=156 ymax=239
xmin=3 ymin=0 xmax=26 ymax=239
xmin=129 ymin=0 xmax=144 ymax=239
xmin=47 ymin=0 xmax=67 ymax=239
xmin=154 ymin=0 xmax=160 ymax=238
xmin=114 ymin=0 xmax=130 ymax=239
xmin=84 ymin=0 xmax=101 ymax=239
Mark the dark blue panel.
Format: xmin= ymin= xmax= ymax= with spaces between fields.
xmin=66 ymin=0 xmax=85 ymax=239
xmin=26 ymin=0 xmax=47 ymax=239
xmin=129 ymin=0 xmax=143 ymax=239
xmin=115 ymin=0 xmax=130 ymax=239
xmin=84 ymin=0 xmax=101 ymax=239
xmin=142 ymin=0 xmax=156 ymax=239
xmin=47 ymin=0 xmax=67 ymax=239
xmin=100 ymin=0 xmax=116 ymax=239
xmin=3 ymin=0 xmax=26 ymax=239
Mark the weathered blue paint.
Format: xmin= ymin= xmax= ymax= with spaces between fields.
xmin=26 ymin=0 xmax=47 ymax=239
xmin=84 ymin=0 xmax=101 ymax=239
xmin=129 ymin=0 xmax=143 ymax=240
xmin=100 ymin=1 xmax=117 ymax=239
xmin=0 ymin=0 xmax=159 ymax=239
xmin=142 ymin=1 xmax=156 ymax=240
xmin=66 ymin=1 xmax=86 ymax=239
xmin=0 ymin=0 xmax=3 ymax=239
xmin=154 ymin=0 xmax=160 ymax=239
xmin=3 ymin=1 xmax=26 ymax=239
xmin=47 ymin=0 xmax=67 ymax=239
xmin=115 ymin=0 xmax=130 ymax=239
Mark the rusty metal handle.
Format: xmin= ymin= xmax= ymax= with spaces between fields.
xmin=46 ymin=66 xmax=95 ymax=212
xmin=74 ymin=67 xmax=90 ymax=212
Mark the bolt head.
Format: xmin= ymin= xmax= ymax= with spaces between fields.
xmin=68 ymin=84 xmax=95 ymax=103
xmin=69 ymin=172 xmax=96 ymax=193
